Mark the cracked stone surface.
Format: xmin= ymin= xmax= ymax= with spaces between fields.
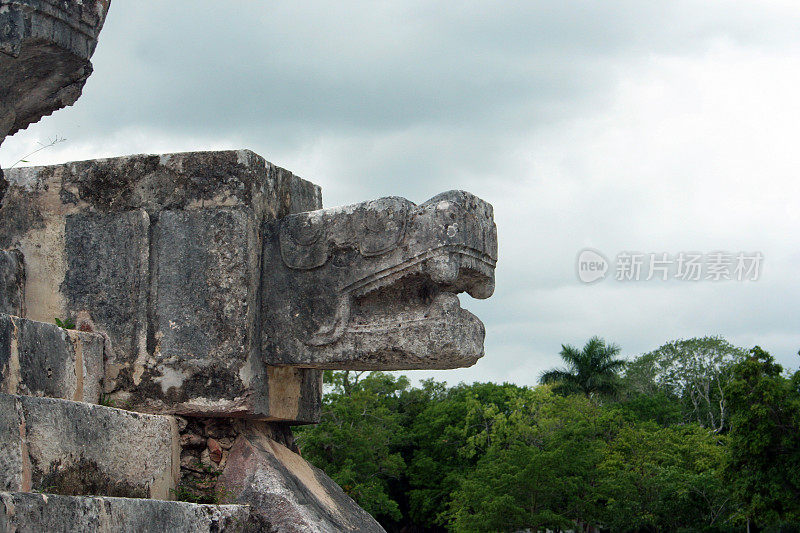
xmin=220 ymin=423 xmax=386 ymax=533
xmin=0 ymin=393 xmax=180 ymax=499
xmin=0 ymin=313 xmax=103 ymax=403
xmin=0 ymin=492 xmax=255 ymax=533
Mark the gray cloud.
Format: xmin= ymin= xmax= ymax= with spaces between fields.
xmin=4 ymin=0 xmax=800 ymax=385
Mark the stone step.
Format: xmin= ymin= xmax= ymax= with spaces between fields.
xmin=0 ymin=393 xmax=179 ymax=500
xmin=0 ymin=492 xmax=253 ymax=533
xmin=0 ymin=314 xmax=104 ymax=403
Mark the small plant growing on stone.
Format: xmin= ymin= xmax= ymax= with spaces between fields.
xmin=54 ymin=317 xmax=75 ymax=329
xmin=171 ymin=476 xmax=230 ymax=505
xmin=99 ymin=394 xmax=115 ymax=408
xmin=8 ymin=136 xmax=66 ymax=169
xmin=171 ymin=483 xmax=207 ymax=504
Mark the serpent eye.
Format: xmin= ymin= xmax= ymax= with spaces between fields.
xmin=279 ymin=214 xmax=329 ymax=270
xmin=285 ymin=214 xmax=322 ymax=246
xmin=360 ymin=197 xmax=409 ymax=256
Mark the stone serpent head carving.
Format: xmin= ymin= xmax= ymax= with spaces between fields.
xmin=261 ymin=190 xmax=497 ymax=370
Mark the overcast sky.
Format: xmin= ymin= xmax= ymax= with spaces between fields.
xmin=3 ymin=1 xmax=800 ymax=386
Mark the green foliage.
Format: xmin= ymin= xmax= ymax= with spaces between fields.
xmin=612 ymin=391 xmax=684 ymax=427
xmin=170 ymin=483 xmax=209 ymax=504
xmin=407 ymin=381 xmax=523 ymax=528
xmin=625 ymin=337 xmax=747 ymax=432
xmin=54 ymin=317 xmax=75 ymax=329
xmin=595 ymin=424 xmax=731 ymax=531
xmin=171 ymin=478 xmax=229 ymax=505
xmin=296 ymin=342 xmax=799 ymax=531
xmin=539 ymin=336 xmax=626 ymax=399
xmin=295 ymin=371 xmax=408 ymax=521
xmin=98 ymin=394 xmax=115 ymax=408
xmin=723 ymin=346 xmax=800 ymax=528
xmin=445 ymin=388 xmax=612 ymax=531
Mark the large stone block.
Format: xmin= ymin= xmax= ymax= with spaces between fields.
xmin=0 ymin=150 xmax=319 ymax=326
xmin=0 ymin=492 xmax=255 ymax=533
xmin=128 ymin=207 xmax=258 ymax=416
xmin=0 ymin=314 xmax=103 ymax=403
xmin=154 ymin=209 xmax=256 ymax=365
xmin=261 ymin=190 xmax=497 ymax=370
xmin=63 ymin=210 xmax=150 ymax=388
xmin=0 ymin=393 xmax=180 ymax=499
xmin=219 ymin=424 xmax=385 ymax=533
xmin=0 ymin=249 xmax=24 ymax=316
xmin=1 ymin=149 xmax=320 ymax=218
xmin=0 ymin=150 xmax=323 ymax=420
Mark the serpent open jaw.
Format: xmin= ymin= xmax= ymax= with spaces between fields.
xmin=262 ymin=190 xmax=497 ymax=370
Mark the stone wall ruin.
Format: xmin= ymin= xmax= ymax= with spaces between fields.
xmin=0 ymin=1 xmax=499 ymax=530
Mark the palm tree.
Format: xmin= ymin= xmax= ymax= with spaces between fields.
xmin=539 ymin=336 xmax=626 ymax=399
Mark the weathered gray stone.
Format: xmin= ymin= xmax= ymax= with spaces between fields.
xmin=219 ymin=423 xmax=385 ymax=533
xmin=63 ymin=210 xmax=149 ymax=386
xmin=0 ymin=314 xmax=103 ymax=402
xmin=2 ymin=149 xmax=320 ymax=217
xmin=0 ymin=394 xmax=21 ymax=492
xmin=0 ymin=0 xmax=110 ymax=182
xmin=0 ymin=150 xmax=323 ymax=421
xmin=0 ymin=249 xmax=24 ymax=316
xmin=0 ymin=393 xmax=180 ymax=499
xmin=261 ymin=190 xmax=497 ymax=370
xmin=0 ymin=492 xmax=255 ymax=533
xmin=142 ymin=208 xmax=257 ymax=416
xmin=0 ymin=0 xmax=109 ymax=129
xmin=0 ymin=150 xmax=319 ymax=324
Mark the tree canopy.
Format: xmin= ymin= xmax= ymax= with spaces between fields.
xmin=624 ymin=336 xmax=747 ymax=432
xmin=293 ymin=340 xmax=800 ymax=532
xmin=539 ymin=336 xmax=626 ymax=399
xmin=723 ymin=347 xmax=800 ymax=528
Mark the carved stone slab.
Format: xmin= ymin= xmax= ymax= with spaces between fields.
xmin=0 ymin=392 xmax=179 ymax=499
xmin=0 ymin=493 xmax=254 ymax=533
xmin=261 ymin=190 xmax=497 ymax=370
xmin=0 ymin=0 xmax=110 ymax=137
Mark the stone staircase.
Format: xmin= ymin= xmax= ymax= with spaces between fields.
xmin=0 ymin=391 xmax=177 ymax=499
xmin=0 ymin=315 xmax=256 ymax=532
xmin=1 ymin=2 xmax=499 ymax=530
xmin=0 ymin=149 xmax=496 ymax=532
xmin=0 ymin=314 xmax=387 ymax=532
